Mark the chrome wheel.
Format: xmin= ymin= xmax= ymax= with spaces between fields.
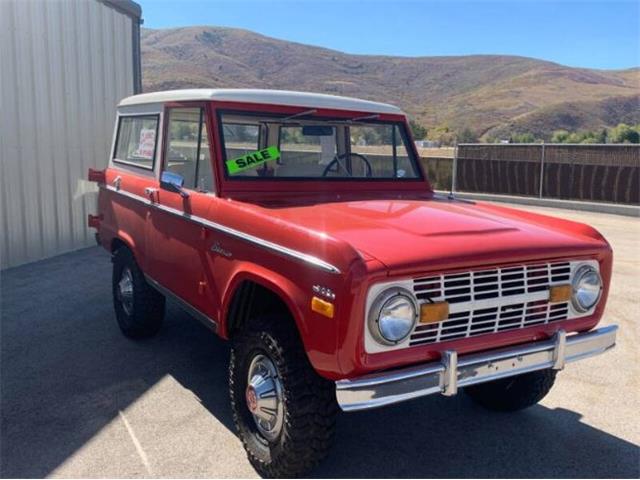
xmin=246 ymin=353 xmax=284 ymax=442
xmin=117 ymin=267 xmax=134 ymax=315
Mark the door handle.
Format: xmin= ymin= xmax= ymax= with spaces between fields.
xmin=112 ymin=176 xmax=122 ymax=190
xmin=144 ymin=187 xmax=158 ymax=202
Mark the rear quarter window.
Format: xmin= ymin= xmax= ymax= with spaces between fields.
xmin=113 ymin=115 xmax=160 ymax=170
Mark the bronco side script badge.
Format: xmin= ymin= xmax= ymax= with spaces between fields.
xmin=226 ymin=146 xmax=280 ymax=174
xmin=210 ymin=242 xmax=232 ymax=258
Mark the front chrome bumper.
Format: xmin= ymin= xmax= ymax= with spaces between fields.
xmin=336 ymin=325 xmax=618 ymax=412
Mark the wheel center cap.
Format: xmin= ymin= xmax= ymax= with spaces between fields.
xmin=246 ymin=386 xmax=258 ymax=413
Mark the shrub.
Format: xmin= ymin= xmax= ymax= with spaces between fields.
xmin=457 ymin=127 xmax=478 ymax=143
xmin=409 ymin=120 xmax=428 ymax=140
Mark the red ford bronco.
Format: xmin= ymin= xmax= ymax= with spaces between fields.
xmin=89 ymin=89 xmax=617 ymax=477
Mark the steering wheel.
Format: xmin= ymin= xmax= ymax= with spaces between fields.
xmin=321 ymin=153 xmax=373 ymax=178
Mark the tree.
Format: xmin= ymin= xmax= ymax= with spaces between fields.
xmin=409 ymin=120 xmax=427 ymax=140
xmin=608 ymin=123 xmax=640 ymax=144
xmin=509 ymin=133 xmax=536 ymax=143
xmin=457 ymin=127 xmax=478 ymax=144
xmin=551 ymin=130 xmax=570 ymax=143
xmin=567 ymin=132 xmax=587 ymax=143
xmin=597 ymin=128 xmax=608 ymax=143
xmin=549 ymin=125 xmax=639 ymax=144
xmin=428 ymin=124 xmax=456 ymax=146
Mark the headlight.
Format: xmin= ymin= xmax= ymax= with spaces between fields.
xmin=368 ymin=288 xmax=417 ymax=345
xmin=572 ymin=264 xmax=602 ymax=312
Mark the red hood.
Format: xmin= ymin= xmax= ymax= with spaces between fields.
xmin=259 ymin=198 xmax=608 ymax=274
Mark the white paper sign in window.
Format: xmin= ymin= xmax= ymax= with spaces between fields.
xmin=135 ymin=128 xmax=156 ymax=160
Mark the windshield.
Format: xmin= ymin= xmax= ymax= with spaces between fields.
xmin=219 ymin=111 xmax=422 ymax=180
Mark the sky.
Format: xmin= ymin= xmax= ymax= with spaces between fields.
xmin=139 ymin=0 xmax=640 ymax=70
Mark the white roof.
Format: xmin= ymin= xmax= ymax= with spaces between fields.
xmin=118 ymin=88 xmax=404 ymax=115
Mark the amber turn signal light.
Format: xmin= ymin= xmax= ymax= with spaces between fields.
xmin=311 ymin=296 xmax=334 ymax=318
xmin=420 ymin=301 xmax=449 ymax=324
xmin=549 ymin=284 xmax=572 ymax=303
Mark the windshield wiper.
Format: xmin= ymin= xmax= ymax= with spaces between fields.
xmin=330 ymin=114 xmax=381 ymax=125
xmin=281 ymin=109 xmax=317 ymax=121
xmin=350 ymin=114 xmax=380 ymax=122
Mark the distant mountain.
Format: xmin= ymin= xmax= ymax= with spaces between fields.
xmin=141 ymin=26 xmax=640 ymax=140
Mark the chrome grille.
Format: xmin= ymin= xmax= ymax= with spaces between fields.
xmin=410 ymin=262 xmax=571 ymax=346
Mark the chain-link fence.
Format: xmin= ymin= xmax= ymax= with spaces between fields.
xmin=430 ymin=144 xmax=639 ymax=205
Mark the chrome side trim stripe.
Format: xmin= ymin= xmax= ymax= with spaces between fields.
xmin=105 ymin=185 xmax=341 ymax=274
xmin=144 ymin=274 xmax=218 ymax=333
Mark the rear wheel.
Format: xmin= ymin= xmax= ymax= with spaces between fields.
xmin=229 ymin=316 xmax=337 ymax=477
xmin=465 ymin=369 xmax=557 ymax=412
xmin=112 ymin=247 xmax=165 ymax=339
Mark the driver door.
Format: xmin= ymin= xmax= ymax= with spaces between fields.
xmin=145 ymin=104 xmax=217 ymax=316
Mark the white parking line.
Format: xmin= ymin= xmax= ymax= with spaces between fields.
xmin=119 ymin=410 xmax=153 ymax=476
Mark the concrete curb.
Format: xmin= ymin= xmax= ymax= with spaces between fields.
xmin=435 ymin=191 xmax=640 ymax=218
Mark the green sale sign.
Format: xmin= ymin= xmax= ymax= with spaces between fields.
xmin=226 ymin=146 xmax=280 ymax=174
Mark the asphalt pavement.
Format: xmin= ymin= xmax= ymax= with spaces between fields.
xmin=1 ymin=203 xmax=638 ymax=478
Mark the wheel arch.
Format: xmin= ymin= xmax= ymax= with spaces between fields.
xmin=109 ymin=231 xmax=143 ymax=265
xmin=221 ymin=267 xmax=310 ymax=344
xmin=111 ymin=237 xmax=130 ymax=253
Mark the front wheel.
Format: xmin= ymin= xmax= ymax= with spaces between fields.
xmin=229 ymin=317 xmax=337 ymax=477
xmin=465 ymin=369 xmax=557 ymax=412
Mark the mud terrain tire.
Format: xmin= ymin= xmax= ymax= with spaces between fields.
xmin=229 ymin=316 xmax=337 ymax=477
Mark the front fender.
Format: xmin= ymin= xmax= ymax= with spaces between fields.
xmin=219 ymin=262 xmax=343 ymax=379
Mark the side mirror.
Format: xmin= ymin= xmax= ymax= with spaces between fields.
xmin=160 ymin=171 xmax=189 ymax=198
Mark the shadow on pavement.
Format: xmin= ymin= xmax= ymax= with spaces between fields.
xmin=316 ymin=399 xmax=638 ymax=478
xmin=1 ymin=247 xmax=638 ymax=478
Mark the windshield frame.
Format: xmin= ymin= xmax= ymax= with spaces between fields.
xmin=215 ymin=107 xmax=426 ymax=183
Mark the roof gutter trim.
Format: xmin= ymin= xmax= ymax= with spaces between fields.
xmin=97 ymin=0 xmax=142 ymax=20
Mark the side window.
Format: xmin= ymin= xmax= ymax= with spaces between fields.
xmin=113 ymin=115 xmax=159 ymax=169
xmin=164 ymin=108 xmax=213 ymax=191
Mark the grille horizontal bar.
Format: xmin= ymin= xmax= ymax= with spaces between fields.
xmin=410 ymin=262 xmax=571 ymax=346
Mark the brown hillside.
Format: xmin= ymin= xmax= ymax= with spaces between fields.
xmin=486 ymin=95 xmax=640 ymax=140
xmin=141 ymin=26 xmax=639 ymax=137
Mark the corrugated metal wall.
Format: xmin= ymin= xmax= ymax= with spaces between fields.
xmin=0 ymin=0 xmax=139 ymax=269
